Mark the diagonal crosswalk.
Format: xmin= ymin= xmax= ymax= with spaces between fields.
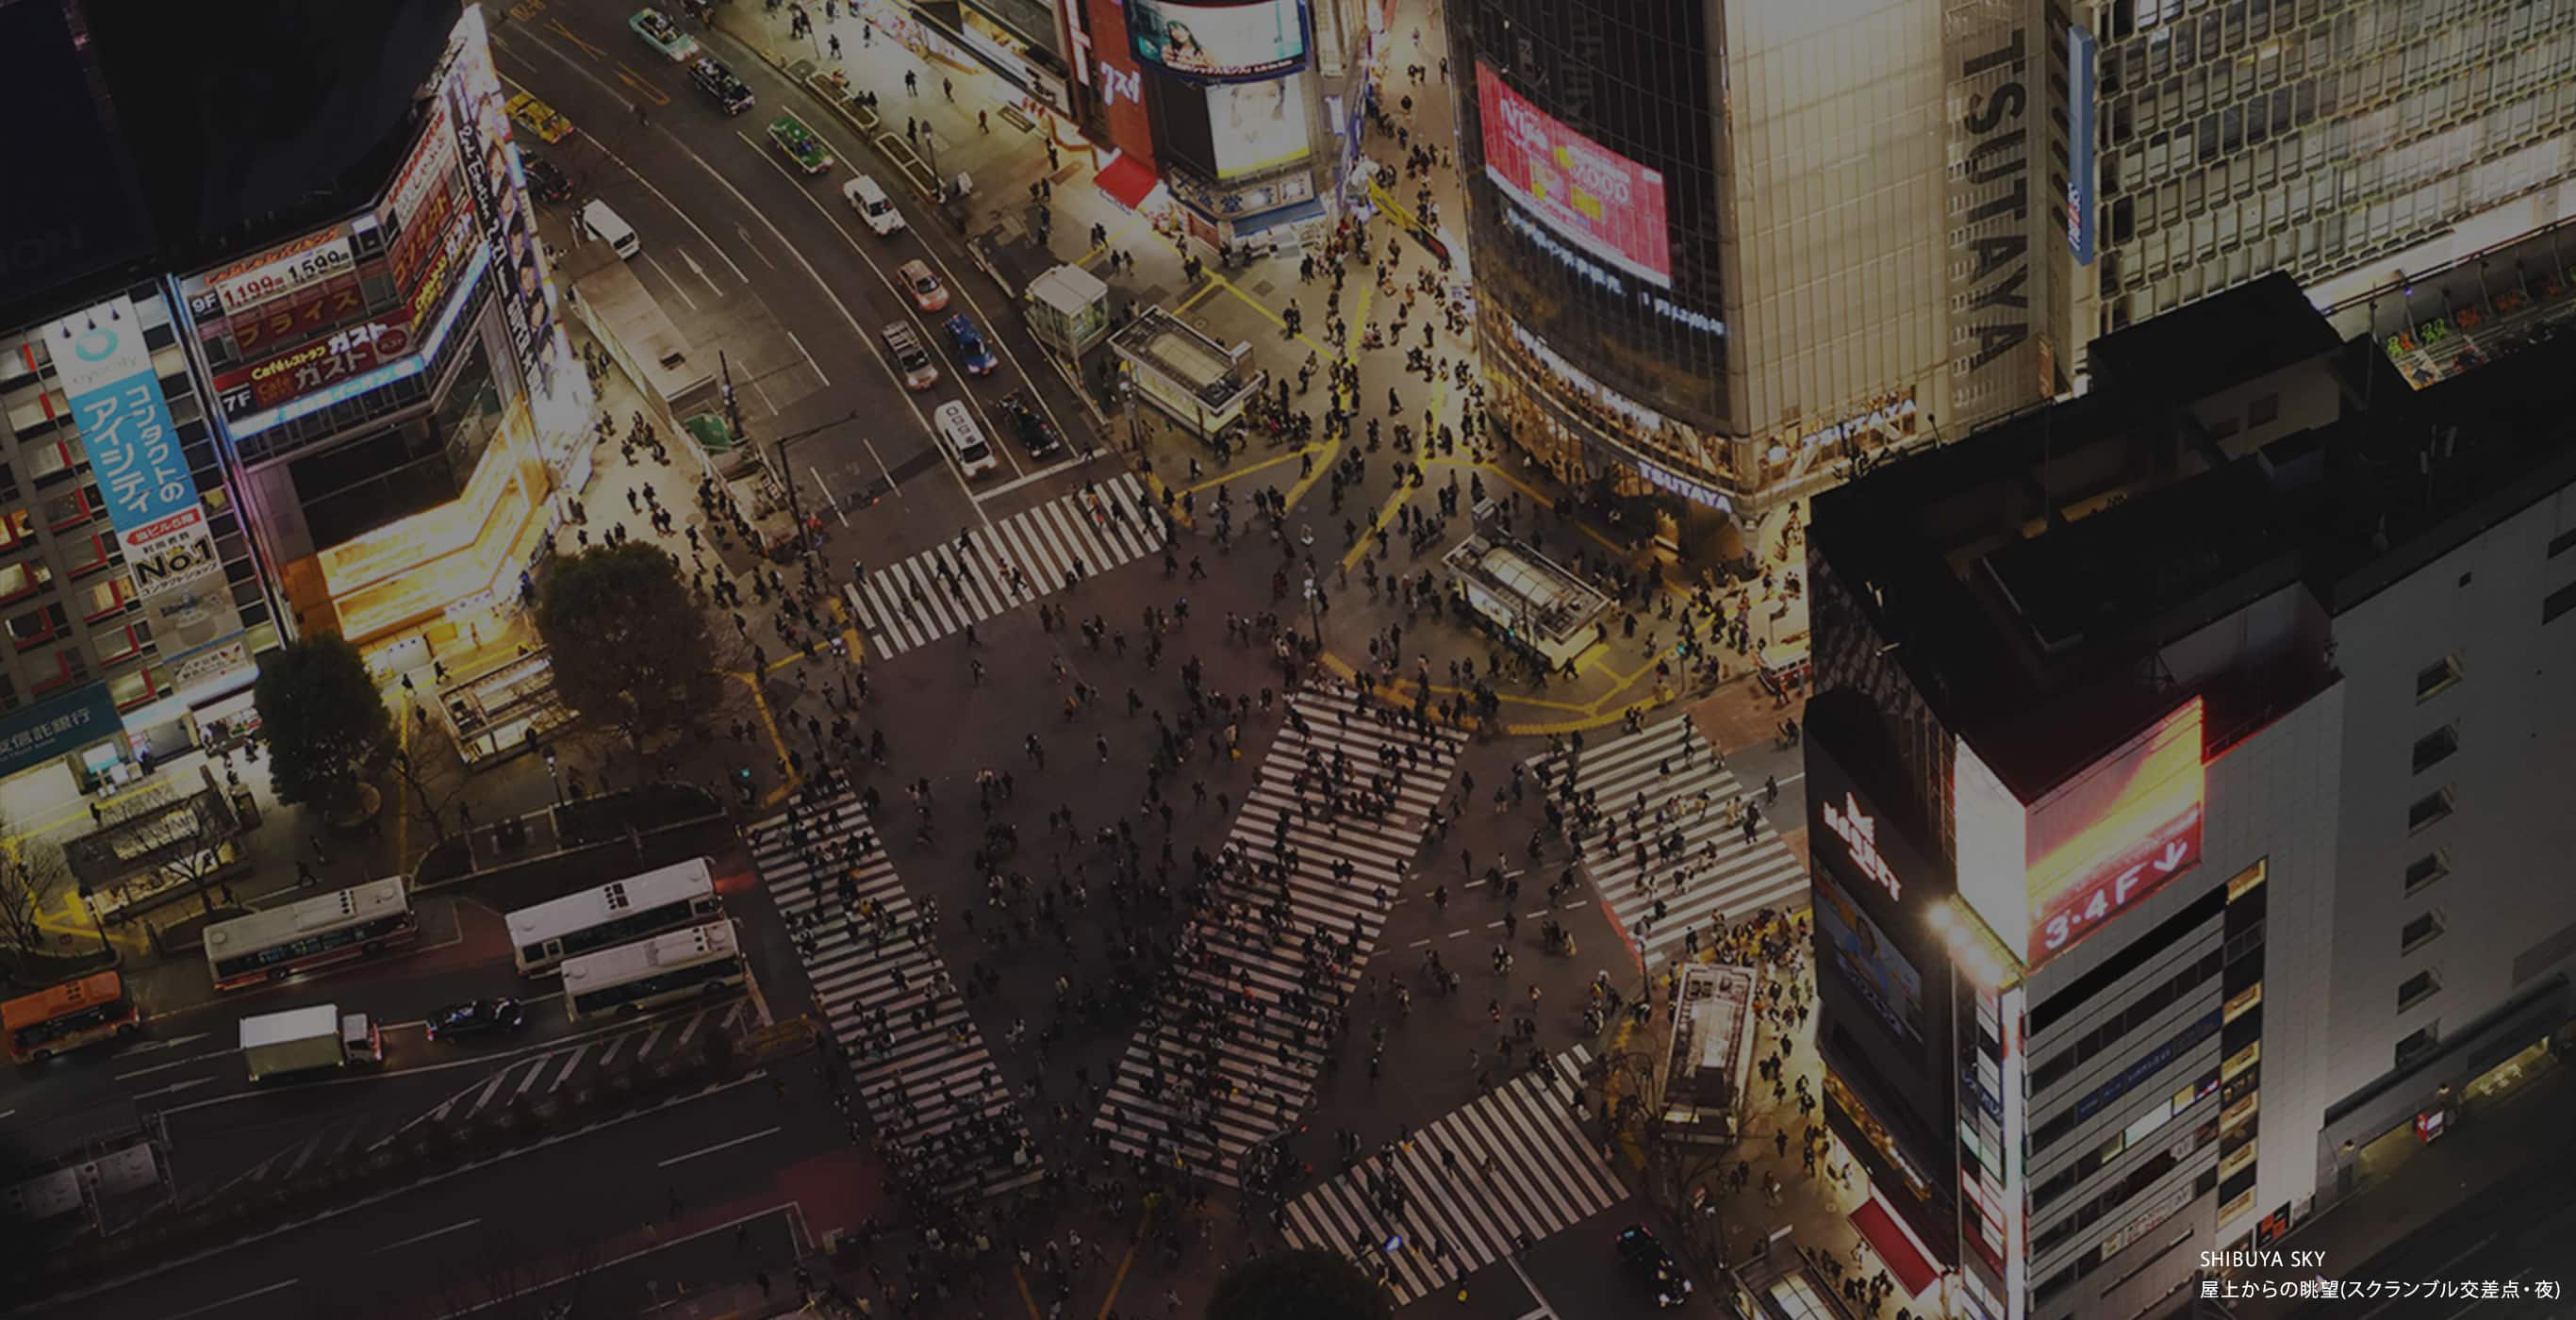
xmin=1281 ymin=1046 xmax=1627 ymax=1305
xmin=749 ymin=788 xmax=1043 ymax=1200
xmin=1091 ymin=686 xmax=1463 ymax=1188
xmin=847 ymin=471 xmax=1169 ymax=657
xmin=1534 ymin=714 xmax=1808 ymax=970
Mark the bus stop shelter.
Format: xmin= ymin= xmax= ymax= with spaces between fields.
xmin=1443 ymin=533 xmax=1614 ymax=668
xmin=1109 ymin=307 xmax=1263 ymax=444
xmin=63 ymin=767 xmax=249 ymax=924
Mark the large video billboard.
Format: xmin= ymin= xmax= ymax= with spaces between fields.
xmin=1209 ymin=75 xmax=1310 ymax=178
xmin=1815 ymin=869 xmax=1926 ymax=1046
xmin=1476 ymin=62 xmax=1673 ymax=289
xmin=1129 ymin=0 xmax=1307 ymax=81
xmin=1955 ymin=698 xmax=2207 ymax=969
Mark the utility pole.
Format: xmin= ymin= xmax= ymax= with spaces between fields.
xmin=769 ymin=410 xmax=864 ymax=563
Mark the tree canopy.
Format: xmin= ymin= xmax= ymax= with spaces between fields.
xmin=535 ymin=541 xmax=720 ymax=748
xmin=1205 ymin=1249 xmax=1393 ymax=1320
xmin=254 ymin=632 xmax=391 ymax=816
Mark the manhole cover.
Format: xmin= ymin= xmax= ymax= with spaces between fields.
xmin=786 ymin=58 xmax=816 ymax=80
xmin=1249 ymin=279 xmax=1276 ymax=297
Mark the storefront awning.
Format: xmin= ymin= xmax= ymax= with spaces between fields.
xmin=1096 ymin=154 xmax=1161 ymax=211
xmin=1850 ymin=1195 xmax=1940 ymax=1297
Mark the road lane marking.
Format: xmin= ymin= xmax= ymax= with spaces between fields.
xmin=811 ymin=467 xmax=850 ymax=525
xmin=737 ymin=223 xmax=779 ymax=268
xmin=166 ymin=1278 xmax=300 ymax=1319
xmin=722 ymin=130 xmax=988 ymax=522
xmin=657 ymin=1124 xmax=781 ymax=1167
xmin=787 ymin=329 xmax=831 ymax=387
xmin=547 ymin=1042 xmax=592 ymax=1092
xmin=642 ymin=252 xmax=699 ymax=310
xmin=540 ymin=17 xmax=604 ymax=58
xmin=130 ymin=1077 xmax=216 ymax=1100
xmin=113 ymin=1031 xmax=211 ymax=1055
xmin=511 ymin=1055 xmax=549 ymax=1101
xmin=373 ymin=1218 xmax=483 ymax=1253
xmin=969 ymin=451 xmax=1092 ymax=503
xmin=463 ymin=1070 xmax=510 ymax=1119
xmin=638 ymin=1020 xmax=670 ymax=1056
xmin=676 ymin=1006 xmax=711 ymax=1047
xmin=116 ymin=1048 xmax=231 ymax=1080
xmin=682 ymin=247 xmax=725 ymax=299
xmin=496 ymin=33 xmax=748 ymax=285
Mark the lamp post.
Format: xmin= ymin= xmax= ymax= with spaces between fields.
xmin=767 ymin=409 xmax=862 ymax=564
xmin=543 ymin=745 xmax=564 ymax=806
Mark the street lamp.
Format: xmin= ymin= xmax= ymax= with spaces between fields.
xmin=543 ymin=744 xmax=563 ymax=806
xmin=767 ymin=409 xmax=863 ymax=563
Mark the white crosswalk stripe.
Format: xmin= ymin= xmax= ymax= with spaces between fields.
xmin=1281 ymin=1046 xmax=1625 ymax=1304
xmin=1534 ymin=714 xmax=1808 ymax=970
xmin=847 ymin=472 xmax=1170 ymax=657
xmin=1091 ymin=687 xmax=1465 ymax=1188
xmin=749 ymin=790 xmax=1044 ymax=1200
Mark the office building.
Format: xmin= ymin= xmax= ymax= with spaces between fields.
xmin=1446 ymin=0 xmax=2576 ymax=548
xmin=1802 ymin=272 xmax=2576 ymax=1320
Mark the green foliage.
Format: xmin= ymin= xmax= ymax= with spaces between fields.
xmin=1206 ymin=1248 xmax=1393 ymax=1320
xmin=535 ymin=542 xmax=720 ymax=748
xmin=254 ymin=633 xmax=391 ymax=815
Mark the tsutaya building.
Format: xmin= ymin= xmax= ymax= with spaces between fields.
xmin=179 ymin=6 xmax=594 ymax=668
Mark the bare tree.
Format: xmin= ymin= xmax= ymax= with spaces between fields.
xmin=0 ymin=850 xmax=48 ymax=958
xmin=384 ymin=706 xmax=465 ymax=850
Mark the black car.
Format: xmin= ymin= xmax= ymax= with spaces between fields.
xmin=522 ymin=156 xmax=573 ymax=205
xmin=1616 ymin=1225 xmax=1693 ymax=1309
xmin=997 ymin=389 xmax=1063 ymax=457
xmin=426 ymin=998 xmax=527 ymax=1042
xmin=689 ymin=57 xmax=753 ymax=114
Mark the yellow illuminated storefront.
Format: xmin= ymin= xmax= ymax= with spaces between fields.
xmin=301 ymin=396 xmax=553 ymax=659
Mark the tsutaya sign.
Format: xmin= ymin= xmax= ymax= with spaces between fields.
xmin=1824 ymin=791 xmax=1904 ymax=902
xmin=1944 ymin=0 xmax=2072 ymax=427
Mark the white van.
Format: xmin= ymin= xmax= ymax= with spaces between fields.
xmin=582 ymin=201 xmax=639 ymax=258
xmin=841 ymin=175 xmax=904 ymax=237
xmin=933 ymin=401 xmax=998 ymax=478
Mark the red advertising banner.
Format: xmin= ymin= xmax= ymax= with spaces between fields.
xmin=210 ymin=314 xmax=416 ymax=421
xmin=223 ymin=281 xmax=367 ymax=357
xmin=1080 ymin=0 xmax=1157 ymax=169
xmin=1475 ymin=62 xmax=1673 ymax=288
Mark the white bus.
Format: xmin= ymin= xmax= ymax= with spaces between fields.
xmin=504 ymin=857 xmax=722 ymax=975
xmin=560 ymin=919 xmax=747 ymax=1020
xmin=205 ymin=878 xmax=418 ymax=992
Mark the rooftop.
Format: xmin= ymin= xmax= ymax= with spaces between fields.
xmin=1110 ymin=308 xmax=1256 ymax=406
xmin=1812 ymin=272 xmax=2576 ymax=800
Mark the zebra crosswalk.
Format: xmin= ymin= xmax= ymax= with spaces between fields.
xmin=1281 ymin=1046 xmax=1627 ymax=1305
xmin=1091 ymin=686 xmax=1463 ymax=1187
xmin=749 ymin=789 xmax=1043 ymax=1199
xmin=847 ymin=471 xmax=1169 ymax=658
xmin=1536 ymin=713 xmax=1808 ymax=970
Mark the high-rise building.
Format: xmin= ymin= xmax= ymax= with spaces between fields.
xmin=1446 ymin=0 xmax=2576 ymax=547
xmin=1801 ymin=272 xmax=2576 ymax=1320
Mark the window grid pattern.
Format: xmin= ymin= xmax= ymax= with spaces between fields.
xmin=2095 ymin=0 xmax=2576 ymax=333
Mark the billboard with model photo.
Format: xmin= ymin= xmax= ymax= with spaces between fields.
xmin=1208 ymin=75 xmax=1309 ymax=177
xmin=1129 ymin=0 xmax=1306 ymax=81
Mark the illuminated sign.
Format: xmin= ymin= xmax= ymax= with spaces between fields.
xmin=1501 ymin=206 xmax=1625 ymax=294
xmin=440 ymin=7 xmax=555 ymax=385
xmin=1816 ymin=870 xmax=1925 ymax=1045
xmin=206 ymin=226 xmax=358 ymax=315
xmin=43 ymin=298 xmax=202 ymax=534
xmin=223 ymin=243 xmax=488 ymax=440
xmin=386 ymin=95 xmax=459 ymax=233
xmin=1632 ymin=459 xmax=1730 ymax=513
xmin=122 ymin=505 xmax=223 ymax=593
xmin=1478 ymin=62 xmax=1673 ymax=288
xmin=1824 ymin=791 xmax=1904 ymax=901
xmin=1948 ymin=25 xmax=2036 ymax=379
xmin=1797 ymin=392 xmax=1918 ymax=452
xmin=1209 ymin=75 xmax=1311 ymax=179
xmin=211 ymin=314 xmax=417 ymax=421
xmin=1957 ymin=699 xmax=2207 ymax=969
xmin=2067 ymin=27 xmax=2098 ymax=266
xmin=1129 ymin=0 xmax=1307 ymax=82
xmin=0 ymin=684 xmax=121 ymax=780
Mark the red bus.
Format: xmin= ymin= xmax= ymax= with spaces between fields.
xmin=4 ymin=969 xmax=141 ymax=1064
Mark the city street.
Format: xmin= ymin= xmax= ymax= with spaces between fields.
xmin=5 ymin=1 xmax=1826 ymax=1315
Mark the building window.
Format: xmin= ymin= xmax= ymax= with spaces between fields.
xmin=2413 ymin=655 xmax=2462 ymax=701
xmin=2403 ymin=850 xmax=2449 ymax=896
xmin=80 ymin=577 xmax=129 ymax=622
xmin=2394 ymin=1022 xmax=2440 ymax=1067
xmin=2406 ymin=789 xmax=2454 ymax=834
xmin=7 ymin=602 xmax=63 ymax=651
xmin=2410 ymin=725 xmax=2459 ymax=774
xmin=2397 ymin=969 xmax=2441 ymax=1013
xmin=2546 ymin=581 xmax=2576 ymax=626
xmin=2400 ymin=912 xmax=2445 ymax=955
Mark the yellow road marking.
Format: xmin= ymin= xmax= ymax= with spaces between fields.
xmin=545 ymin=16 xmax=607 ymax=58
xmin=1093 ymin=1208 xmax=1153 ymax=1318
xmin=616 ymin=61 xmax=671 ymax=105
xmin=1179 ymin=440 xmax=1329 ymax=496
xmin=1278 ymin=438 xmax=1341 ymax=512
xmin=1341 ymin=478 xmax=1414 ymax=570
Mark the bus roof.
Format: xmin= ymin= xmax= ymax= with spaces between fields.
xmin=205 ymin=878 xmax=409 ymax=960
xmin=505 ymin=857 xmax=715 ymax=949
xmin=560 ymin=918 xmax=738 ymax=993
xmin=239 ymin=1003 xmax=340 ymax=1049
xmin=0 ymin=970 xmax=124 ymax=1030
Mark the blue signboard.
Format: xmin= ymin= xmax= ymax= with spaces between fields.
xmin=2067 ymin=26 xmax=2098 ymax=266
xmin=45 ymin=297 xmax=204 ymax=536
xmin=0 ymin=683 xmax=123 ymax=782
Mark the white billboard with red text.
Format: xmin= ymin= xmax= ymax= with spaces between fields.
xmin=1476 ymin=63 xmax=1673 ymax=289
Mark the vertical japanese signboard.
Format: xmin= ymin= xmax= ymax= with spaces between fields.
xmin=45 ymin=296 xmax=247 ymax=684
xmin=440 ymin=6 xmax=556 ymax=393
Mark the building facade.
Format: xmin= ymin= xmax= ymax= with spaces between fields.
xmin=1448 ymin=0 xmax=2576 ymax=540
xmin=1802 ymin=274 xmax=2576 ymax=1319
xmin=177 ymin=6 xmax=592 ymax=672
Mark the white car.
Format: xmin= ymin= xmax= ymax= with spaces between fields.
xmin=933 ymin=401 xmax=998 ymax=478
xmin=841 ymin=175 xmax=905 ymax=237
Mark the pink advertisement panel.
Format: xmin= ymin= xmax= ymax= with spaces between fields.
xmin=1476 ymin=62 xmax=1673 ymax=288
